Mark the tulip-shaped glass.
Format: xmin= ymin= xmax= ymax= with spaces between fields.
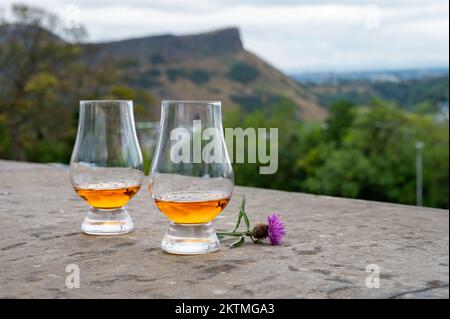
xmin=149 ymin=100 xmax=234 ymax=254
xmin=70 ymin=100 xmax=144 ymax=235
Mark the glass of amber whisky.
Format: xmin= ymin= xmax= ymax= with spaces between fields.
xmin=70 ymin=100 xmax=144 ymax=235
xmin=149 ymin=100 xmax=234 ymax=254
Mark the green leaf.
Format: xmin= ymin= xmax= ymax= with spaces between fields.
xmin=230 ymin=196 xmax=251 ymax=232
xmin=249 ymin=236 xmax=262 ymax=244
xmin=239 ymin=196 xmax=250 ymax=231
xmin=216 ymin=232 xmax=245 ymax=237
xmin=229 ymin=236 xmax=245 ymax=248
xmin=231 ymin=210 xmax=243 ymax=232
xmin=231 ymin=196 xmax=246 ymax=232
xmin=240 ymin=195 xmax=246 ymax=208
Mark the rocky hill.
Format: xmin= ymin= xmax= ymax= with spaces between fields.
xmin=0 ymin=24 xmax=326 ymax=120
xmin=85 ymin=28 xmax=326 ymax=120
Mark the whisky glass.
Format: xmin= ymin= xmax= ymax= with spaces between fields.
xmin=70 ymin=100 xmax=144 ymax=235
xmin=149 ymin=100 xmax=234 ymax=254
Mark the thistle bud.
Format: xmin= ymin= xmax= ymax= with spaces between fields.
xmin=250 ymin=223 xmax=269 ymax=239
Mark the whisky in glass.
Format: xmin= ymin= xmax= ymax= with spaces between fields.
xmin=70 ymin=100 xmax=144 ymax=235
xmin=149 ymin=100 xmax=234 ymax=254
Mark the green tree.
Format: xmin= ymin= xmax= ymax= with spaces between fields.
xmin=225 ymin=97 xmax=448 ymax=209
xmin=325 ymin=100 xmax=355 ymax=144
xmin=0 ymin=4 xmax=156 ymax=162
xmin=0 ymin=4 xmax=85 ymax=161
xmin=300 ymin=99 xmax=449 ymax=208
xmin=227 ymin=62 xmax=260 ymax=84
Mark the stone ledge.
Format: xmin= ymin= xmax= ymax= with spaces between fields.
xmin=0 ymin=160 xmax=448 ymax=298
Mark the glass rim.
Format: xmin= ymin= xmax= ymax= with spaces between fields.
xmin=162 ymin=100 xmax=221 ymax=105
xmin=80 ymin=100 xmax=133 ymax=104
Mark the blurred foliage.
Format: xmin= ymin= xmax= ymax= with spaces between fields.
xmin=0 ymin=4 xmax=156 ymax=162
xmin=189 ymin=69 xmax=210 ymax=85
xmin=166 ymin=68 xmax=188 ymax=82
xmin=165 ymin=68 xmax=210 ymax=84
xmin=224 ymin=98 xmax=449 ymax=209
xmin=306 ymin=76 xmax=449 ymax=112
xmin=227 ymin=61 xmax=260 ymax=84
xmin=150 ymin=53 xmax=166 ymax=64
xmin=230 ymin=93 xmax=283 ymax=113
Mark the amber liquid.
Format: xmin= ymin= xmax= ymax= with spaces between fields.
xmin=154 ymin=194 xmax=231 ymax=224
xmin=75 ymin=186 xmax=140 ymax=209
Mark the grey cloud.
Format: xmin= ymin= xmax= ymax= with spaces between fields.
xmin=1 ymin=0 xmax=448 ymax=72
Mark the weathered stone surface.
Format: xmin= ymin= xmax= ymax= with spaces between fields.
xmin=0 ymin=160 xmax=448 ymax=298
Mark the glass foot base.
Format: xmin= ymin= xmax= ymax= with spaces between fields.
xmin=81 ymin=207 xmax=134 ymax=235
xmin=161 ymin=222 xmax=220 ymax=255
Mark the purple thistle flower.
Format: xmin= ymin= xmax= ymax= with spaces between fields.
xmin=267 ymin=214 xmax=285 ymax=245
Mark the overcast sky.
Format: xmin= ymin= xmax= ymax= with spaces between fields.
xmin=1 ymin=0 xmax=448 ymax=73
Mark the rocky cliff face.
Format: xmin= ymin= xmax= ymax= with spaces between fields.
xmin=88 ymin=28 xmax=243 ymax=62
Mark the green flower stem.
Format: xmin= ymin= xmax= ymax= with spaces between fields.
xmin=216 ymin=231 xmax=248 ymax=237
xmin=217 ymin=196 xmax=259 ymax=248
